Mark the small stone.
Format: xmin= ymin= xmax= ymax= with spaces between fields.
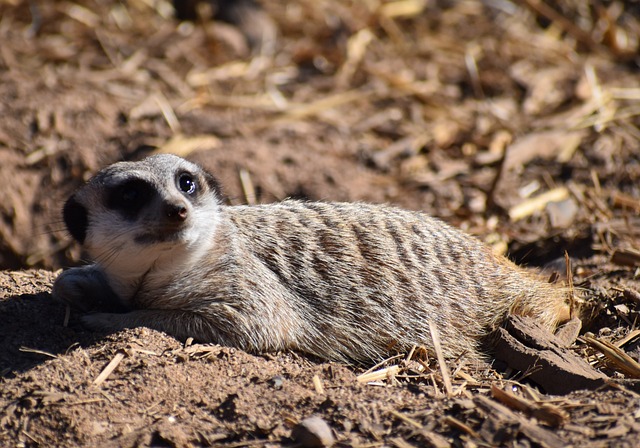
xmin=270 ymin=375 xmax=284 ymax=389
xmin=546 ymin=198 xmax=578 ymax=229
xmin=291 ymin=416 xmax=335 ymax=448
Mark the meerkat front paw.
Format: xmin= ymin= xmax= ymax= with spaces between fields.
xmin=52 ymin=266 xmax=125 ymax=313
xmin=80 ymin=313 xmax=120 ymax=332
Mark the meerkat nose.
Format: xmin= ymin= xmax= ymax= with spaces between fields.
xmin=164 ymin=202 xmax=188 ymax=221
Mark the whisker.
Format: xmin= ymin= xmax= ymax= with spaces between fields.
xmin=93 ymin=224 xmax=145 ymax=267
xmin=96 ymin=243 xmax=124 ymax=268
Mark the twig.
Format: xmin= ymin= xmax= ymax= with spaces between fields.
xmin=19 ymin=347 xmax=58 ymax=359
xmin=564 ymin=251 xmax=575 ymax=319
xmin=388 ymin=409 xmax=423 ymax=429
xmin=485 ymin=143 xmax=508 ymax=212
xmin=443 ymin=415 xmax=481 ymax=439
xmin=581 ymin=333 xmax=640 ymax=378
xmin=404 ymin=344 xmax=417 ymax=363
xmin=360 ymin=353 xmax=405 ymax=376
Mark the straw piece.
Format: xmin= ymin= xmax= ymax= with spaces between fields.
xmin=93 ymin=351 xmax=126 ymax=386
xmin=336 ymin=28 xmax=374 ymax=88
xmin=612 ymin=191 xmax=640 ymax=212
xmin=239 ymin=169 xmax=257 ymax=205
xmin=428 ymin=321 xmax=453 ymax=397
xmin=155 ymin=134 xmax=220 ymax=157
xmin=312 ymin=374 xmax=325 ymax=395
xmin=356 ymin=365 xmax=400 ymax=383
xmin=615 ymin=329 xmax=640 ymax=349
xmin=379 ymin=0 xmax=428 ymax=18
xmin=278 ymin=89 xmax=372 ymax=122
xmin=508 ymin=187 xmax=569 ymax=221
xmin=153 ymin=93 xmax=181 ymax=134
xmin=564 ymin=251 xmax=575 ymax=319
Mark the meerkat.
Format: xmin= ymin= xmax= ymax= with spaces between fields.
xmin=52 ymin=154 xmax=571 ymax=364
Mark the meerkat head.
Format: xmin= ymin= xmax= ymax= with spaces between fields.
xmin=63 ymin=154 xmax=223 ymax=280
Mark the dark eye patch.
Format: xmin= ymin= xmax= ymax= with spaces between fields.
xmin=106 ymin=179 xmax=155 ymax=220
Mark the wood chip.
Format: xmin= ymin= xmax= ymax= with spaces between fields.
xmin=389 ymin=436 xmax=417 ymax=448
xmin=490 ymin=384 xmax=568 ymax=427
xmin=417 ymin=429 xmax=451 ymax=448
xmin=494 ymin=315 xmax=608 ymax=394
xmin=553 ymin=317 xmax=582 ymax=347
xmin=504 ymin=130 xmax=585 ymax=170
xmin=474 ymin=395 xmax=566 ymax=447
xmin=611 ymin=248 xmax=640 ymax=267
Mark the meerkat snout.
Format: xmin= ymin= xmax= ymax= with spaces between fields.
xmin=164 ymin=201 xmax=188 ymax=221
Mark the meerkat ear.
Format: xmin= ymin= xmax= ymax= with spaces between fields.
xmin=63 ymin=195 xmax=88 ymax=245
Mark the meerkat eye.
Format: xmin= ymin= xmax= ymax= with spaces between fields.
xmin=178 ymin=173 xmax=196 ymax=195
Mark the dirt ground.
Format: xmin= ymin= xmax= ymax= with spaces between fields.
xmin=1 ymin=0 xmax=640 ymax=446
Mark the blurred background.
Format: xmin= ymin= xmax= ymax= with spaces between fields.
xmin=0 ymin=0 xmax=639 ymax=274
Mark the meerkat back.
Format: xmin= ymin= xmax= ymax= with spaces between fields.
xmin=219 ymin=201 xmax=570 ymax=362
xmin=53 ymin=154 xmax=570 ymax=365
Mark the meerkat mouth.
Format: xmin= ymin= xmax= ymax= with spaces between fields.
xmin=133 ymin=223 xmax=188 ymax=245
